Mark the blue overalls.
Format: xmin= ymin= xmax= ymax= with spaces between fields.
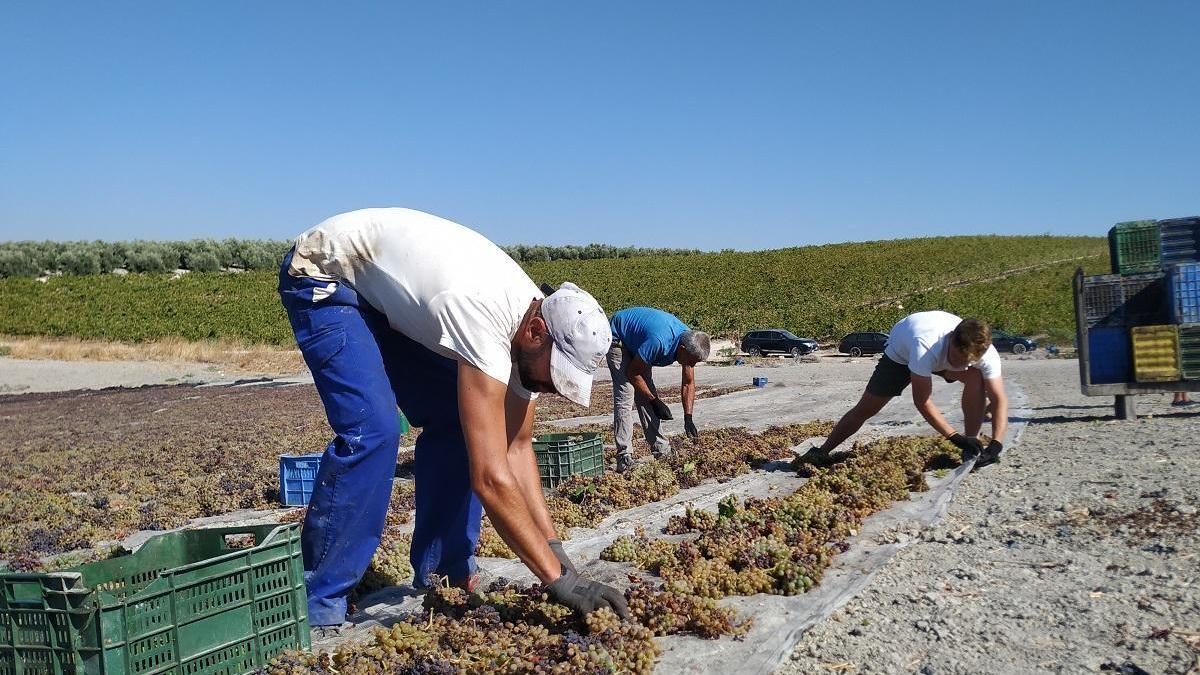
xmin=278 ymin=251 xmax=483 ymax=626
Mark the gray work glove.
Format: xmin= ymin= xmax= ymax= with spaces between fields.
xmin=650 ymin=397 xmax=673 ymax=421
xmin=545 ymin=568 xmax=630 ymax=620
xmin=548 ymin=539 xmax=577 ymax=575
xmin=948 ymin=433 xmax=984 ymax=462
xmin=684 ymin=414 xmax=699 ymax=441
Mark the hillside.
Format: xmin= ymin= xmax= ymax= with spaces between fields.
xmin=0 ymin=235 xmax=1107 ymax=346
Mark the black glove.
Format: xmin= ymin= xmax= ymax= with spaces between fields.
xmin=650 ymin=397 xmax=673 ymax=421
xmin=948 ymin=433 xmax=984 ymax=461
xmin=975 ymin=440 xmax=1003 ymax=469
xmin=548 ymin=539 xmax=577 ymax=575
xmin=684 ymin=414 xmax=699 ymax=440
xmin=545 ymin=568 xmax=630 ymax=620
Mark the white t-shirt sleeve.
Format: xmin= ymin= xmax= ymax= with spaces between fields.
xmin=908 ymin=337 xmax=939 ymax=377
xmin=429 ymin=290 xmax=536 ymax=400
xmin=974 ymin=345 xmax=1002 ymax=379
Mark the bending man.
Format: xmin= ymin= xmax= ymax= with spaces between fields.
xmin=279 ymin=207 xmax=626 ymax=627
xmin=607 ymin=306 xmax=711 ymax=472
xmin=805 ymin=311 xmax=1007 ymax=466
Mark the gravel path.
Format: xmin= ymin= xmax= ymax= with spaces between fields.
xmin=781 ymin=359 xmax=1200 ymax=675
xmin=0 ymin=357 xmax=240 ymax=393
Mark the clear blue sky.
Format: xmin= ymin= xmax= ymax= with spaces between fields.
xmin=1 ymin=2 xmax=1196 ymax=250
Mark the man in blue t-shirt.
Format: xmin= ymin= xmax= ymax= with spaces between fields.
xmin=607 ymin=307 xmax=711 ymax=472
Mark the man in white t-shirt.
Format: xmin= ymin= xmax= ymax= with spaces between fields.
xmin=279 ymin=208 xmax=627 ymax=626
xmin=802 ymin=311 xmax=1009 ymax=466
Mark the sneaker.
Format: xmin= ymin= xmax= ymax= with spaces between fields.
xmin=616 ymin=455 xmax=635 ymax=473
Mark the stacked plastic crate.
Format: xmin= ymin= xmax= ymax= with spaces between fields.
xmin=1164 ymin=217 xmax=1200 ymax=382
xmin=1084 ymin=217 xmax=1200 ymax=384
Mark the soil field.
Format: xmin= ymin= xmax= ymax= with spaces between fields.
xmin=5 ymin=355 xmax=1195 ymax=673
xmin=0 ymin=378 xmax=747 ymax=565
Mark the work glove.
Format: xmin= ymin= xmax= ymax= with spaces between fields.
xmin=548 ymin=539 xmax=577 ymax=575
xmin=974 ymin=440 xmax=1003 ymax=470
xmin=545 ymin=568 xmax=630 ymax=620
xmin=948 ymin=433 xmax=984 ymax=462
xmin=684 ymin=414 xmax=699 ymax=441
xmin=650 ymin=397 xmax=674 ymax=421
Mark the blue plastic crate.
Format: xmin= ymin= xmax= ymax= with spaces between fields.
xmin=1160 ymin=217 xmax=1200 ymax=268
xmin=752 ymin=376 xmax=769 ymax=387
xmin=278 ymin=412 xmax=410 ymax=506
xmin=279 ymin=453 xmax=322 ymax=506
xmin=1087 ymin=327 xmax=1131 ymax=384
xmin=1169 ymin=263 xmax=1200 ymax=324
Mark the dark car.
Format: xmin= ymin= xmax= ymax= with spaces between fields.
xmin=742 ymin=329 xmax=818 ymax=357
xmin=838 ymin=331 xmax=889 ymax=357
xmin=991 ymin=329 xmax=1037 ymax=354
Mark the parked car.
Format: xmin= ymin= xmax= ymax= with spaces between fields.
xmin=991 ymin=329 xmax=1037 ymax=354
xmin=838 ymin=331 xmax=889 ymax=357
xmin=741 ymin=329 xmax=818 ymax=357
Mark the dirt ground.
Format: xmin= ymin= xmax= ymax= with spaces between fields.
xmin=780 ymin=360 xmax=1200 ymax=675
xmin=5 ymin=350 xmax=1196 ymax=673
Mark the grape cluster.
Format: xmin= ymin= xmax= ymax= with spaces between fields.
xmin=605 ymin=435 xmax=961 ymax=600
xmin=351 ymin=481 xmax=418 ymax=595
xmin=357 ymin=533 xmax=414 ymax=597
xmin=299 ymin=431 xmax=955 ymax=672
xmin=599 ymin=534 xmax=640 ymax=563
xmin=268 ymin=582 xmax=660 ymax=675
xmin=663 ymin=504 xmax=718 ymax=535
xmin=625 ymin=579 xmax=750 ymax=639
xmin=1 ymin=379 xmax=426 ymax=568
xmin=475 ymin=422 xmax=834 ymax=560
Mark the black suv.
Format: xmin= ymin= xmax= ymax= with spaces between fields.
xmin=741 ymin=329 xmax=818 ymax=357
xmin=991 ymin=329 xmax=1037 ymax=354
xmin=838 ymin=331 xmax=889 ymax=357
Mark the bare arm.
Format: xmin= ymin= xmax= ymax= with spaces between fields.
xmin=984 ymin=376 xmax=1009 ymax=443
xmin=458 ymin=362 xmax=560 ymax=583
xmin=910 ymin=374 xmax=957 ymax=438
xmin=681 ymin=364 xmax=696 ymax=415
xmin=505 ymin=388 xmax=558 ymax=541
xmin=626 ymin=355 xmax=656 ymax=401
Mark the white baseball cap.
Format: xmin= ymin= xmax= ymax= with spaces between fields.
xmin=541 ymin=282 xmax=611 ymax=407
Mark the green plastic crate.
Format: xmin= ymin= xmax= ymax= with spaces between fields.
xmin=0 ymin=524 xmax=309 ymax=675
xmin=534 ymin=433 xmax=604 ymax=488
xmin=1180 ymin=324 xmax=1200 ymax=380
xmin=1108 ymin=220 xmax=1161 ymax=274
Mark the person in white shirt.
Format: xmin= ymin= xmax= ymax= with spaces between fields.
xmin=279 ymin=208 xmax=626 ymax=627
xmin=802 ymin=311 xmax=1008 ymax=466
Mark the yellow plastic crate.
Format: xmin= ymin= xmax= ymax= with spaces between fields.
xmin=1131 ymin=325 xmax=1181 ymax=383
